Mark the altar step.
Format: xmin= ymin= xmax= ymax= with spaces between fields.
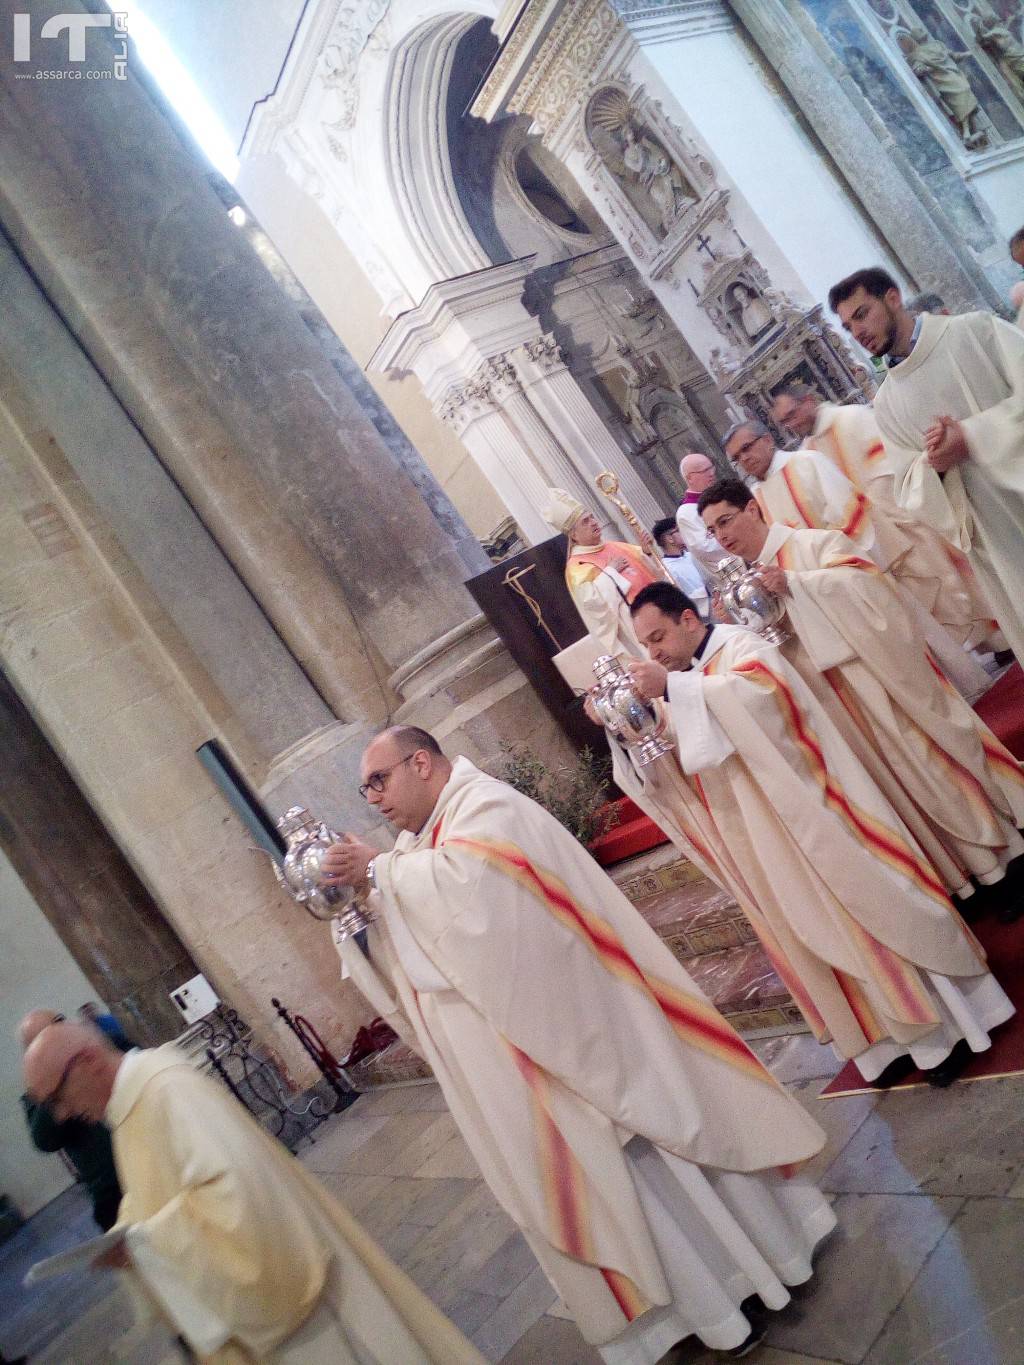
xmin=609 ymin=844 xmax=806 ymax=1038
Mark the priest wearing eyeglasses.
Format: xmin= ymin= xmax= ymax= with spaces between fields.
xmin=321 ymin=725 xmax=837 ymax=1363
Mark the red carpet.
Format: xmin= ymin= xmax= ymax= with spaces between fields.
xmin=820 ymin=911 xmax=1024 ymax=1097
xmin=974 ymin=661 xmax=1024 ymax=759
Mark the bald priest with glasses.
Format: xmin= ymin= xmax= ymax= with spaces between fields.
xmin=321 ymin=725 xmax=838 ymax=1363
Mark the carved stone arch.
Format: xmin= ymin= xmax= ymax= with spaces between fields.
xmin=382 ymin=10 xmax=493 ymax=287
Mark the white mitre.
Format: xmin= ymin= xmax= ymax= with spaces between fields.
xmin=542 ymin=487 xmax=586 ymax=535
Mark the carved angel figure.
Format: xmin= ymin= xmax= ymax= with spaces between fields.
xmin=971 ymin=12 xmax=1024 ymax=99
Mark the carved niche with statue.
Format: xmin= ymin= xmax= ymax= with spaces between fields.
xmin=585 ymin=86 xmax=701 ymax=243
xmin=698 ymin=251 xmax=782 ymax=350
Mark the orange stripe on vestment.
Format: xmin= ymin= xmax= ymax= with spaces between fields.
xmin=865 ymin=441 xmax=885 ymax=463
xmin=834 ymin=971 xmax=888 ymax=1045
xmin=773 ymin=540 xmax=877 ymax=577
xmin=842 ymin=917 xmax=938 ymax=1027
xmin=730 ymin=659 xmax=950 ymax=906
xmin=779 ymin=464 xmax=816 ymax=528
xmin=508 ymin=1044 xmax=648 ymax=1323
xmin=445 ymin=835 xmax=774 ymax=1086
xmin=508 ymin=1046 xmax=594 ymax=1261
xmin=838 ymin=488 xmax=870 ymax=542
xmin=981 ymin=735 xmax=1024 ymax=789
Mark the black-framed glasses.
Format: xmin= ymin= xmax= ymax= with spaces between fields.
xmin=358 ymin=752 xmax=418 ymax=799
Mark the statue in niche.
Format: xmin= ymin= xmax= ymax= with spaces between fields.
xmin=729 ymin=283 xmax=774 ymax=340
xmin=895 ymin=24 xmax=988 ymax=148
xmin=708 ymin=346 xmax=742 ymax=384
xmin=971 ymin=12 xmax=1024 ymax=99
xmin=586 ymin=88 xmax=698 ymax=240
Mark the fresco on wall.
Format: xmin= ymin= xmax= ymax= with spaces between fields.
xmin=908 ymin=0 xmax=1021 ymax=142
xmin=799 ymin=0 xmax=997 ymax=254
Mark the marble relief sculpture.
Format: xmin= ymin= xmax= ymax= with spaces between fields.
xmin=586 ymin=88 xmax=698 ymax=240
xmin=971 ymin=12 xmax=1024 ymax=99
xmin=895 ymin=24 xmax=987 ymax=148
xmin=731 ymin=283 xmax=774 ymax=339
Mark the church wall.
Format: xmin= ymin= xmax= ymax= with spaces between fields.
xmin=236 ymin=152 xmax=510 ymax=542
xmin=635 ymin=22 xmax=906 ymax=307
xmin=0 ymin=849 xmax=93 ymax=1218
xmin=0 ymin=386 xmax=375 ymax=1092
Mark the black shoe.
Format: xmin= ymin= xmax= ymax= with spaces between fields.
xmin=996 ymin=898 xmax=1023 ymax=924
xmin=992 ymin=649 xmax=1016 ymax=668
xmin=923 ymin=1038 xmax=973 ymax=1088
xmin=871 ymin=1054 xmax=917 ymax=1089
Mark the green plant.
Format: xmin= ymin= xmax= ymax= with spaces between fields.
xmin=497 ymin=743 xmax=621 ymax=847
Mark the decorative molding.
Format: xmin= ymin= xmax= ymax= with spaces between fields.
xmin=319 ymin=0 xmax=391 ymax=135
xmin=509 ymin=0 xmax=621 ymax=134
xmin=611 ymin=0 xmax=732 ymax=45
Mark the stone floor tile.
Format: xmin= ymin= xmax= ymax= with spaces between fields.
xmin=402 ymin=1183 xmax=518 ymax=1305
xmin=499 ymin=1314 xmax=603 ymax=1363
xmin=445 ymin=1287 xmax=506 ymax=1339
xmin=312 ymin=1170 xmax=393 ymax=1215
xmin=467 ymin=1229 xmax=538 ymax=1298
xmin=376 ymin=1216 xmax=433 ymax=1266
xmin=298 ymin=1111 xmax=391 ymax=1171
xmin=413 ymin=1133 xmax=484 ymax=1179
xmin=472 ymin=1265 xmax=559 ymax=1361
xmin=337 ymin=1110 xmax=447 ymax=1175
xmin=863 ymin=1196 xmax=1024 ymax=1365
xmin=403 ymin=1176 xmax=477 ymax=1227
xmin=1007 ymin=1171 xmax=1024 ymax=1198
xmin=788 ymin=1077 xmax=880 ymax=1185
xmin=349 ymin=1081 xmax=448 ymax=1114
xmin=821 ymin=1074 xmax=1024 ymax=1196
xmin=387 ymin=1113 xmax=462 ymax=1176
xmin=753 ymin=1032 xmax=842 ymax=1085
xmin=764 ymin=1192 xmax=962 ymax=1364
xmin=670 ymin=1344 xmax=844 ymax=1365
xmin=545 ymin=1298 xmax=575 ymax=1321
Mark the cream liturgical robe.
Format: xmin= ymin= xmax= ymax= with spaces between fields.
xmin=338 ymin=758 xmax=835 ymax=1359
xmin=106 ymin=1047 xmax=485 ymax=1365
xmin=755 ymin=447 xmax=990 ymax=698
xmin=874 ymin=311 xmax=1024 ymax=660
xmin=804 ymin=402 xmax=1001 ymax=649
xmin=758 ymin=523 xmax=1024 ymax=895
xmin=663 ymin=626 xmax=1013 ymax=1081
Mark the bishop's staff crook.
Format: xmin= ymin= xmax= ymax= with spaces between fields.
xmin=594 ymin=470 xmax=673 ymax=582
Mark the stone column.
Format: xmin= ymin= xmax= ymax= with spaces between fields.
xmin=0 ymin=0 xmax=490 ymax=726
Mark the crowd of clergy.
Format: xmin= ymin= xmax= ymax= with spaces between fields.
xmin=14 ymin=259 xmax=1024 ymax=1364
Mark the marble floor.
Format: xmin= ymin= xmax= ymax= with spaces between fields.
xmin=5 ymin=1031 xmax=1023 ymax=1364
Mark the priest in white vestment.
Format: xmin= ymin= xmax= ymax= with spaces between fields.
xmin=22 ymin=1023 xmax=483 ymax=1365
xmin=321 ymin=726 xmax=836 ymax=1361
xmin=542 ymin=487 xmax=663 ymax=657
xmin=676 ymin=452 xmax=724 ymax=566
xmin=772 ymin=385 xmax=1005 ymax=655
xmin=724 ymin=418 xmax=990 ymax=699
xmin=830 ymin=266 xmax=1024 ymax=661
xmin=627 ymin=584 xmax=1014 ymax=1088
xmin=697 ymin=476 xmax=1024 ymax=917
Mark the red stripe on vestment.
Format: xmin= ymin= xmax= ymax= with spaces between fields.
xmin=780 ymin=465 xmax=815 ymax=528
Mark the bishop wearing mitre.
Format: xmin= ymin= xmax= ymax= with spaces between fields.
xmin=542 ymin=486 xmax=662 ymax=657
xmin=627 ymin=583 xmax=1014 ymax=1090
xmin=322 ymin=725 xmax=836 ymax=1361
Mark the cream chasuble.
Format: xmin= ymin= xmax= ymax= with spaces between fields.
xmin=754 ymin=448 xmax=990 ymax=697
xmin=874 ymin=311 xmax=1024 ymax=660
xmin=663 ymin=627 xmax=1011 ymax=1079
xmin=337 ymin=758 xmax=834 ymax=1355
xmin=106 ymin=1047 xmax=484 ymax=1365
xmin=757 ymin=524 xmax=1024 ymax=894
xmin=804 ymin=402 xmax=1001 ymax=649
xmin=565 ymin=541 xmax=662 ymax=657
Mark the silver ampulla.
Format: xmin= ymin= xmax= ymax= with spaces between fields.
xmin=273 ymin=806 xmax=379 ymax=942
xmin=715 ymin=556 xmax=790 ymax=645
xmin=591 ymin=654 xmax=673 ymax=766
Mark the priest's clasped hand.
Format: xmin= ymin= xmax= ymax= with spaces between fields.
xmin=628 ymin=659 xmax=668 ymax=701
xmin=753 ymin=565 xmax=789 ymax=597
xmin=321 ymin=834 xmax=375 ymax=888
xmin=924 ymin=415 xmax=969 ymax=473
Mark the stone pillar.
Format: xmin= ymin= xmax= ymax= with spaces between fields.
xmin=0 ymin=0 xmax=490 ymax=726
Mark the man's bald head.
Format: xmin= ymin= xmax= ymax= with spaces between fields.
xmin=359 ymin=726 xmax=453 ymax=834
xmin=18 ymin=1008 xmax=65 ymax=1050
xmin=679 ymin=453 xmax=715 ymax=493
xmin=23 ymin=1021 xmax=124 ymax=1124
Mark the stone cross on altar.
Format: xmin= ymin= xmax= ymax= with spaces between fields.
xmin=696 ymin=232 xmax=717 ymax=262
